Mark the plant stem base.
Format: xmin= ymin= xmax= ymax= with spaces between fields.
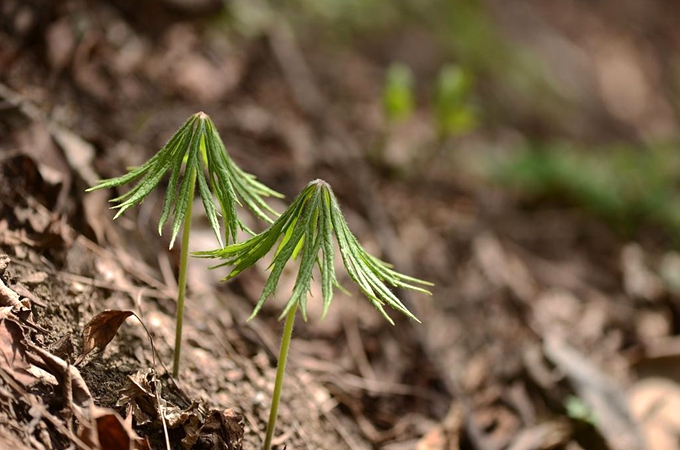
xmin=263 ymin=303 xmax=298 ymax=450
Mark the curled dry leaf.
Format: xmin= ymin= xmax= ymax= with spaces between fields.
xmin=76 ymin=310 xmax=134 ymax=365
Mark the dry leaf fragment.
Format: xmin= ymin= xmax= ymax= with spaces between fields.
xmin=0 ymin=277 xmax=25 ymax=310
xmin=76 ymin=310 xmax=134 ymax=365
xmin=188 ymin=409 xmax=244 ymax=450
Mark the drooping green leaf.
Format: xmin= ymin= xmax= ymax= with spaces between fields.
xmin=197 ymin=179 xmax=432 ymax=324
xmin=87 ymin=112 xmax=283 ymax=249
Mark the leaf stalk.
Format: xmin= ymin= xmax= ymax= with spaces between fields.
xmin=172 ymin=168 xmax=197 ymax=378
xmin=263 ymin=302 xmax=298 ymax=450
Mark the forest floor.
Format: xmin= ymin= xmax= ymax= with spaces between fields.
xmin=2 ymin=1 xmax=680 ymax=449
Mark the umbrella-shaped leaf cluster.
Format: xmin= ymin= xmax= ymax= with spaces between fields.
xmin=87 ymin=112 xmax=282 ymax=249
xmin=199 ymin=179 xmax=432 ymax=324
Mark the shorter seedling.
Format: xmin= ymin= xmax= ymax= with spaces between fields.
xmin=433 ymin=64 xmax=477 ymax=139
xmin=87 ymin=112 xmax=282 ymax=377
xmin=198 ymin=179 xmax=432 ymax=450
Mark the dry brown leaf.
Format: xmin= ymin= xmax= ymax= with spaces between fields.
xmin=117 ymin=369 xmax=159 ymax=426
xmin=27 ymin=344 xmax=93 ymax=419
xmin=79 ymin=406 xmax=150 ymax=450
xmin=76 ymin=310 xmax=134 ymax=365
xmin=0 ymin=318 xmax=38 ymax=387
xmin=184 ymin=409 xmax=244 ymax=450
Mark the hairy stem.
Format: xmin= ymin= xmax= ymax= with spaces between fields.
xmin=172 ymin=169 xmax=197 ymax=378
xmin=263 ymin=302 xmax=298 ymax=450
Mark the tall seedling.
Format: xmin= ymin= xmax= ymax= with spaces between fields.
xmin=87 ymin=112 xmax=282 ymax=377
xmin=199 ymin=179 xmax=432 ymax=450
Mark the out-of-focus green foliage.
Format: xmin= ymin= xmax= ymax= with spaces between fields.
xmin=565 ymin=396 xmax=597 ymax=425
xmin=495 ymin=143 xmax=680 ymax=237
xmin=382 ymin=63 xmax=415 ymax=124
xmin=220 ymin=0 xmax=564 ymax=130
xmin=223 ymin=0 xmax=274 ymax=37
xmin=434 ymin=64 xmax=478 ymax=137
xmin=289 ymin=0 xmax=402 ymax=32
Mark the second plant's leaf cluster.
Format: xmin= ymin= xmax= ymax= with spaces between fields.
xmin=199 ymin=179 xmax=432 ymax=324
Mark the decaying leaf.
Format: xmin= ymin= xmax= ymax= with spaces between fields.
xmin=0 ymin=318 xmax=38 ymax=387
xmin=182 ymin=409 xmax=244 ymax=450
xmin=27 ymin=344 xmax=93 ymax=419
xmin=119 ymin=369 xmax=197 ymax=428
xmin=117 ymin=370 xmax=243 ymax=449
xmin=118 ymin=369 xmax=159 ymax=426
xmin=79 ymin=405 xmax=150 ymax=450
xmin=76 ymin=309 xmax=134 ymax=365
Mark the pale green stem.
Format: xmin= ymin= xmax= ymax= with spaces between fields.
xmin=172 ymin=169 xmax=197 ymax=378
xmin=263 ymin=302 xmax=298 ymax=450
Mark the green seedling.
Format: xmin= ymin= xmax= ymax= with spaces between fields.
xmin=433 ymin=64 xmax=477 ymax=138
xmin=382 ymin=62 xmax=415 ymax=124
xmin=87 ymin=112 xmax=282 ymax=377
xmin=565 ymin=395 xmax=597 ymax=425
xmin=371 ymin=62 xmax=416 ymax=170
xmin=198 ymin=179 xmax=432 ymax=450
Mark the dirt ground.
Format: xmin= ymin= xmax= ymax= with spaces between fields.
xmin=2 ymin=1 xmax=680 ymax=449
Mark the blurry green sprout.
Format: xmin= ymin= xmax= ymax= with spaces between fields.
xmin=382 ymin=63 xmax=415 ymax=123
xmin=565 ymin=395 xmax=597 ymax=425
xmin=87 ymin=112 xmax=282 ymax=377
xmin=434 ymin=64 xmax=478 ymax=137
xmin=198 ymin=179 xmax=431 ymax=450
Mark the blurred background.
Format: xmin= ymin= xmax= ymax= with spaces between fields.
xmin=3 ymin=0 xmax=680 ymax=449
